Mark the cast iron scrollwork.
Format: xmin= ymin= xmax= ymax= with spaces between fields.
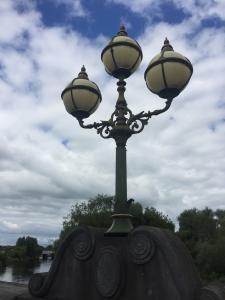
xmin=127 ymin=98 xmax=173 ymax=134
xmin=77 ymin=79 xmax=173 ymax=143
xmin=127 ymin=111 xmax=150 ymax=134
xmin=78 ymin=119 xmax=113 ymax=139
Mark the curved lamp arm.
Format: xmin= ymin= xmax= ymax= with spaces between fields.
xmin=78 ymin=119 xmax=101 ymax=129
xmin=128 ymin=98 xmax=173 ymax=134
xmin=78 ymin=118 xmax=114 ymax=139
xmin=148 ymin=98 xmax=173 ymax=116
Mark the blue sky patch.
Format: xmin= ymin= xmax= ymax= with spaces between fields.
xmin=202 ymin=16 xmax=225 ymax=29
xmin=61 ymin=139 xmax=69 ymax=147
xmin=38 ymin=124 xmax=52 ymax=133
xmin=36 ymin=0 xmax=146 ymax=38
xmin=157 ymin=2 xmax=191 ymax=24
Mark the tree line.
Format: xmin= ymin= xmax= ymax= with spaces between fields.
xmin=0 ymin=236 xmax=42 ymax=267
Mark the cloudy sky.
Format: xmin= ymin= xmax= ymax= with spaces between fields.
xmin=0 ymin=0 xmax=225 ymax=245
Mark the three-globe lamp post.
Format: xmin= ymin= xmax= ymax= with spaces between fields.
xmin=61 ymin=25 xmax=193 ymax=235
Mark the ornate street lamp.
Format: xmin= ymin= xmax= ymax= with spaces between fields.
xmin=28 ymin=25 xmax=206 ymax=300
xmin=61 ymin=25 xmax=193 ymax=235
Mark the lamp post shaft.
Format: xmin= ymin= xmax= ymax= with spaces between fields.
xmin=114 ymin=79 xmax=128 ymax=213
xmin=105 ymin=79 xmax=133 ymax=235
xmin=115 ymin=143 xmax=127 ymax=213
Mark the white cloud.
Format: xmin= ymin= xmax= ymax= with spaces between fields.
xmin=0 ymin=0 xmax=225 ymax=244
xmin=2 ymin=221 xmax=19 ymax=230
xmin=0 ymin=0 xmax=40 ymax=44
xmin=107 ymin=0 xmax=158 ymax=14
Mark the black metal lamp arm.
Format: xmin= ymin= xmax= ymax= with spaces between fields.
xmin=78 ymin=118 xmax=114 ymax=139
xmin=148 ymin=98 xmax=173 ymax=116
xmin=127 ymin=98 xmax=173 ymax=134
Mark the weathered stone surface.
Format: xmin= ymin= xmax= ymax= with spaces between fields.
xmin=0 ymin=281 xmax=27 ymax=300
xmin=200 ymin=282 xmax=225 ymax=300
xmin=129 ymin=229 xmax=155 ymax=264
xmin=23 ymin=225 xmax=202 ymax=300
xmin=95 ymin=246 xmax=121 ymax=297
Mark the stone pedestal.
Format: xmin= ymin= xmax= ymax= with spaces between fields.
xmin=22 ymin=225 xmax=203 ymax=300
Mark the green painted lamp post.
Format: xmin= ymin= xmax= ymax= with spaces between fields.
xmin=32 ymin=26 xmax=223 ymax=300
xmin=61 ymin=25 xmax=193 ymax=235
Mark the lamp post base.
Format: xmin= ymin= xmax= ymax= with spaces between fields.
xmin=105 ymin=214 xmax=133 ymax=236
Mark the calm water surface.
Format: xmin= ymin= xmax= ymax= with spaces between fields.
xmin=0 ymin=260 xmax=51 ymax=284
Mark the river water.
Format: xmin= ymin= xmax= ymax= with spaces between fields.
xmin=0 ymin=260 xmax=51 ymax=284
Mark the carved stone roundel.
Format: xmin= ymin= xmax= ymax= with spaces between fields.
xmin=95 ymin=247 xmax=121 ymax=297
xmin=28 ymin=273 xmax=44 ymax=294
xmin=70 ymin=227 xmax=95 ymax=261
xmin=129 ymin=230 xmax=155 ymax=264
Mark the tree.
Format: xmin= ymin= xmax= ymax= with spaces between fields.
xmin=178 ymin=207 xmax=225 ymax=281
xmin=9 ymin=236 xmax=42 ymax=262
xmin=0 ymin=251 xmax=7 ymax=267
xmin=143 ymin=207 xmax=175 ymax=231
xmin=24 ymin=236 xmax=41 ymax=258
xmin=59 ymin=194 xmax=175 ymax=240
xmin=214 ymin=209 xmax=225 ymax=236
xmin=60 ymin=194 xmax=114 ymax=240
xmin=16 ymin=237 xmax=26 ymax=247
xmin=178 ymin=207 xmax=217 ymax=244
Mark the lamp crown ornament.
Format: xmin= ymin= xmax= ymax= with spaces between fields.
xmin=161 ymin=37 xmax=174 ymax=52
xmin=78 ymin=65 xmax=88 ymax=79
xmin=117 ymin=24 xmax=128 ymax=36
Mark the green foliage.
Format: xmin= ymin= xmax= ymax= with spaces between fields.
xmin=8 ymin=246 xmax=26 ymax=263
xmin=178 ymin=207 xmax=225 ymax=282
xmin=60 ymin=194 xmax=114 ymax=240
xmin=59 ymin=194 xmax=175 ymax=240
xmin=16 ymin=237 xmax=26 ymax=247
xmin=7 ymin=236 xmax=42 ymax=263
xmin=143 ymin=207 xmax=175 ymax=231
xmin=196 ymin=238 xmax=225 ymax=279
xmin=178 ymin=207 xmax=217 ymax=242
xmin=0 ymin=251 xmax=7 ymax=267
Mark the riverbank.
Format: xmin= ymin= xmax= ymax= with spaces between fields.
xmin=0 ymin=260 xmax=51 ymax=284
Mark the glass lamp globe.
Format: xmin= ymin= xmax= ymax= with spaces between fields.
xmin=61 ymin=66 xmax=102 ymax=119
xmin=144 ymin=38 xmax=193 ymax=99
xmin=101 ymin=25 xmax=143 ymax=79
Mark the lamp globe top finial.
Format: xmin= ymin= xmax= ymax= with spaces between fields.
xmin=117 ymin=24 xmax=128 ymax=36
xmin=78 ymin=65 xmax=89 ymax=79
xmin=161 ymin=37 xmax=174 ymax=52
